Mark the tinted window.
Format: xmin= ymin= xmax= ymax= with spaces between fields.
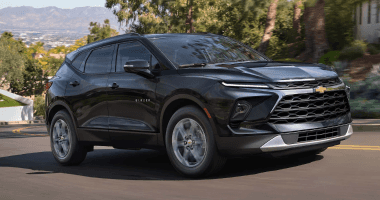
xmin=71 ymin=52 xmax=87 ymax=71
xmin=116 ymin=42 xmax=160 ymax=72
xmin=85 ymin=45 xmax=114 ymax=74
xmin=149 ymin=35 xmax=267 ymax=66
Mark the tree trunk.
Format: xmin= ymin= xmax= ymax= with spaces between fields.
xmin=186 ymin=1 xmax=194 ymax=33
xmin=258 ymin=0 xmax=279 ymax=54
xmin=303 ymin=0 xmax=329 ymax=63
xmin=293 ymin=0 xmax=302 ymax=41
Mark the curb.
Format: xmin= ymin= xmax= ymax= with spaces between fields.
xmin=0 ymin=120 xmax=45 ymax=126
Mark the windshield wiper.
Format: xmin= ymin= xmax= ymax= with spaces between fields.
xmin=178 ymin=63 xmax=208 ymax=68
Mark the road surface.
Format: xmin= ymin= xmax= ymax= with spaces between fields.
xmin=0 ymin=124 xmax=379 ymax=200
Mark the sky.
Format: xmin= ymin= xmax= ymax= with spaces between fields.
xmin=0 ymin=0 xmax=107 ymax=9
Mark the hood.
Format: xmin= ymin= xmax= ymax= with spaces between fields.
xmin=177 ymin=62 xmax=338 ymax=82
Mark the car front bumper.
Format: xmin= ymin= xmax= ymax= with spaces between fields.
xmin=215 ymin=123 xmax=353 ymax=157
xmin=260 ymin=124 xmax=353 ymax=152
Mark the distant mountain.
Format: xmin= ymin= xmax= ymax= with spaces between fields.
xmin=0 ymin=6 xmax=121 ymax=34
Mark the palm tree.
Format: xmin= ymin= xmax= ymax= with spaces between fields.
xmin=258 ymin=0 xmax=279 ymax=54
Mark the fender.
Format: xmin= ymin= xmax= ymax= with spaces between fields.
xmin=47 ymin=99 xmax=80 ymax=138
xmin=158 ymin=93 xmax=219 ymax=146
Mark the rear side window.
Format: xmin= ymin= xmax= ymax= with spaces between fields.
xmin=71 ymin=52 xmax=87 ymax=71
xmin=85 ymin=45 xmax=114 ymax=74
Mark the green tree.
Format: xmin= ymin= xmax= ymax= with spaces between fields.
xmin=44 ymin=57 xmax=65 ymax=76
xmin=10 ymin=58 xmax=48 ymax=96
xmin=0 ymin=32 xmax=25 ymax=90
xmin=87 ymin=19 xmax=119 ymax=43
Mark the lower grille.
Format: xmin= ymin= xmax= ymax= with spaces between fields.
xmin=298 ymin=127 xmax=339 ymax=142
xmin=269 ymin=91 xmax=350 ymax=124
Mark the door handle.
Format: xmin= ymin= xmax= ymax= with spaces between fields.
xmin=69 ymin=81 xmax=80 ymax=87
xmin=110 ymin=82 xmax=119 ymax=89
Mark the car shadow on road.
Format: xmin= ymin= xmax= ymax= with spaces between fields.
xmin=0 ymin=149 xmax=323 ymax=180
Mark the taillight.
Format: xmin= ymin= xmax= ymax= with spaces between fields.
xmin=45 ymin=82 xmax=53 ymax=90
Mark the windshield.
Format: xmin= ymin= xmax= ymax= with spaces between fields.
xmin=148 ymin=35 xmax=267 ymax=66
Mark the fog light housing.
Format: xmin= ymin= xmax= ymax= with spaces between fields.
xmin=345 ymin=85 xmax=350 ymax=99
xmin=230 ymin=100 xmax=252 ymax=121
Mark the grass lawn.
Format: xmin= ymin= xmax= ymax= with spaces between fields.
xmin=0 ymin=94 xmax=27 ymax=108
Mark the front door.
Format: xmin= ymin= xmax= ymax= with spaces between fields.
xmin=107 ymin=41 xmax=160 ymax=148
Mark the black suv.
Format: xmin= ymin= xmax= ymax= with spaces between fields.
xmin=45 ymin=33 xmax=353 ymax=177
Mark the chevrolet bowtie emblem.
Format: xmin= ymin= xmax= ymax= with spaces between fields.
xmin=315 ymin=86 xmax=327 ymax=94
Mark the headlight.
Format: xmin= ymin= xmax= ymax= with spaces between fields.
xmin=230 ymin=100 xmax=252 ymax=121
xmin=222 ymin=82 xmax=269 ymax=88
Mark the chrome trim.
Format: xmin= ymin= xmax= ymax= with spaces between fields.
xmin=276 ymin=78 xmax=316 ymax=82
xmin=260 ymin=124 xmax=353 ymax=152
xmin=222 ymin=82 xmax=269 ymax=88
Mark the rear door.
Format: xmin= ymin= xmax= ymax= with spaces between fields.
xmin=107 ymin=41 xmax=159 ymax=148
xmin=65 ymin=44 xmax=116 ymax=143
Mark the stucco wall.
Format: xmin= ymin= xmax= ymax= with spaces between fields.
xmin=0 ymin=89 xmax=34 ymax=121
xmin=355 ymin=2 xmax=380 ymax=43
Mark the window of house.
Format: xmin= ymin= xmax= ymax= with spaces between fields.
xmin=84 ymin=45 xmax=114 ymax=74
xmin=368 ymin=0 xmax=372 ymax=24
xmin=360 ymin=3 xmax=363 ymax=25
xmin=116 ymin=41 xmax=160 ymax=72
xmin=377 ymin=1 xmax=380 ymax=23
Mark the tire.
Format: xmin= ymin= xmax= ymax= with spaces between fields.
xmin=49 ymin=110 xmax=87 ymax=166
xmin=165 ymin=105 xmax=226 ymax=178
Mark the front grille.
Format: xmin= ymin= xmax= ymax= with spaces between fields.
xmin=297 ymin=127 xmax=339 ymax=142
xmin=269 ymin=91 xmax=350 ymax=124
xmin=271 ymin=77 xmax=341 ymax=89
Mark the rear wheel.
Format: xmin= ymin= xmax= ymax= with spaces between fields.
xmin=50 ymin=110 xmax=87 ymax=165
xmin=165 ymin=106 xmax=226 ymax=178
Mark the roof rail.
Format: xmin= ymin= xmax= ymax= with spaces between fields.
xmin=125 ymin=32 xmax=141 ymax=36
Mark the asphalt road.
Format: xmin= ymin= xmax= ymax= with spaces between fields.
xmin=0 ymin=125 xmax=379 ymax=200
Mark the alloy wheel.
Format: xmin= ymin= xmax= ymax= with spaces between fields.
xmin=172 ymin=118 xmax=207 ymax=167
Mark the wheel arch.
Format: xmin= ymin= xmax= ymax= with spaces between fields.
xmin=47 ymin=100 xmax=79 ymax=138
xmin=159 ymin=94 xmax=218 ymax=146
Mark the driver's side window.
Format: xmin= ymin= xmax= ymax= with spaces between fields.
xmin=116 ymin=41 xmax=160 ymax=72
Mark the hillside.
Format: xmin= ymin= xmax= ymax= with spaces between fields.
xmin=0 ymin=6 xmax=121 ymax=34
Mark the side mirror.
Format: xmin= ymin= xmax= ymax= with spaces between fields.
xmin=123 ymin=60 xmax=155 ymax=78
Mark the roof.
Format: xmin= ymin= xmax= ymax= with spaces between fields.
xmin=66 ymin=32 xmax=221 ymax=61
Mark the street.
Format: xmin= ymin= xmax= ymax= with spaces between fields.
xmin=0 ymin=124 xmax=379 ymax=200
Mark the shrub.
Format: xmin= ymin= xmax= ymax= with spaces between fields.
xmin=34 ymin=95 xmax=45 ymax=117
xmin=274 ymin=58 xmax=302 ymax=62
xmin=345 ymin=75 xmax=380 ymax=101
xmin=332 ymin=61 xmax=348 ymax=77
xmin=338 ymin=46 xmax=364 ymax=61
xmin=349 ymin=98 xmax=380 ymax=118
xmin=350 ymin=40 xmax=368 ymax=52
xmin=367 ymin=44 xmax=380 ymax=55
xmin=319 ymin=51 xmax=340 ymax=66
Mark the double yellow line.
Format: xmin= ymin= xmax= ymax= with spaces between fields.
xmin=12 ymin=127 xmax=48 ymax=137
xmin=329 ymin=145 xmax=380 ymax=151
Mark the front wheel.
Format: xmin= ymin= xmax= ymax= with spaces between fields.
xmin=165 ymin=106 xmax=226 ymax=178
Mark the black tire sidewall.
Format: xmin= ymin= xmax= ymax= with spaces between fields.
xmin=165 ymin=106 xmax=217 ymax=177
xmin=50 ymin=110 xmax=81 ymax=164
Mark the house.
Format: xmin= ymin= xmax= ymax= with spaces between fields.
xmin=354 ymin=1 xmax=380 ymax=43
xmin=32 ymin=53 xmax=44 ymax=59
xmin=49 ymin=52 xmax=66 ymax=59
